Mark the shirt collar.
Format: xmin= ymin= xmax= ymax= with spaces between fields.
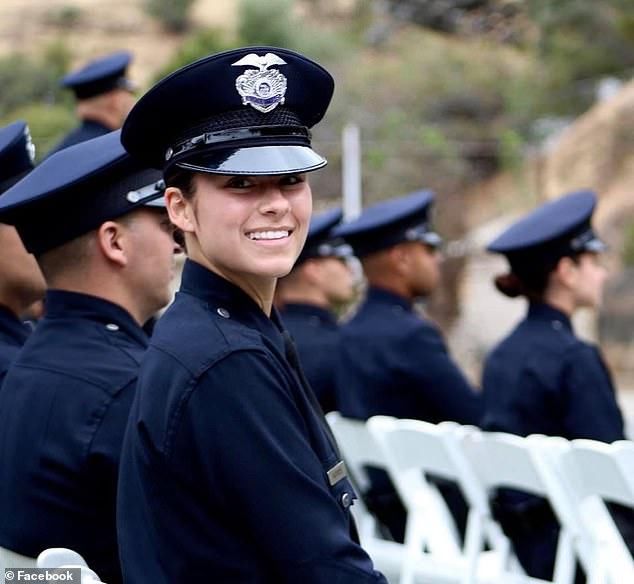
xmin=0 ymin=305 xmax=30 ymax=345
xmin=279 ymin=302 xmax=337 ymax=326
xmin=366 ymin=285 xmax=413 ymax=311
xmin=179 ymin=259 xmax=287 ymax=353
xmin=44 ymin=290 xmax=148 ymax=346
xmin=528 ymin=302 xmax=573 ymax=332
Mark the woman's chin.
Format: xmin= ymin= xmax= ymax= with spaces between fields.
xmin=245 ymin=257 xmax=295 ymax=280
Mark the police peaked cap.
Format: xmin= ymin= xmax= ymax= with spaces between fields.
xmin=333 ymin=190 xmax=441 ymax=258
xmin=61 ymin=51 xmax=134 ymax=99
xmin=297 ymin=207 xmax=352 ymax=265
xmin=0 ymin=121 xmax=35 ymax=195
xmin=488 ymin=190 xmax=606 ymax=273
xmin=121 ymin=46 xmax=335 ymax=175
xmin=0 ymin=131 xmax=165 ymax=255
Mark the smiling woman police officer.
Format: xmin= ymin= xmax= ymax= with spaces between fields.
xmin=116 ymin=47 xmax=387 ymax=583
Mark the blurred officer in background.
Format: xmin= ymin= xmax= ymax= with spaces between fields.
xmin=276 ymin=207 xmax=355 ymax=413
xmin=482 ymin=189 xmax=631 ymax=581
xmin=0 ymin=130 xmax=179 ymax=583
xmin=47 ymin=51 xmax=136 ymax=156
xmin=117 ymin=47 xmax=387 ymax=582
xmin=0 ymin=121 xmax=46 ymax=384
xmin=334 ymin=190 xmax=483 ymax=541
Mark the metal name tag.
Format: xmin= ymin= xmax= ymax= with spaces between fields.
xmin=327 ymin=460 xmax=348 ymax=486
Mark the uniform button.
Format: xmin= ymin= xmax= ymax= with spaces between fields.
xmin=105 ymin=323 xmax=119 ymax=331
xmin=552 ymin=320 xmax=562 ymax=331
xmin=340 ymin=492 xmax=353 ymax=509
xmin=217 ymin=307 xmax=230 ymax=319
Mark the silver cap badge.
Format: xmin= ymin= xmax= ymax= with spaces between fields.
xmin=232 ymin=53 xmax=288 ymax=113
xmin=24 ymin=126 xmax=36 ymax=164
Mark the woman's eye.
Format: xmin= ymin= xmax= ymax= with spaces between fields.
xmin=226 ymin=177 xmax=253 ymax=189
xmin=280 ymin=174 xmax=305 ymax=187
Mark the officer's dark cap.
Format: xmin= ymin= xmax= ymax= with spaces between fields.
xmin=333 ymin=190 xmax=442 ymax=258
xmin=0 ymin=121 xmax=35 ymax=195
xmin=297 ymin=208 xmax=352 ymax=265
xmin=487 ymin=190 xmax=606 ymax=271
xmin=61 ymin=51 xmax=134 ymax=100
xmin=0 ymin=130 xmax=165 ymax=256
xmin=121 ymin=46 xmax=334 ymax=176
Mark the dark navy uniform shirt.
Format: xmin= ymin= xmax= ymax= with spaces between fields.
xmin=481 ymin=302 xmax=624 ymax=442
xmin=336 ymin=286 xmax=482 ymax=424
xmin=117 ymin=260 xmax=386 ymax=584
xmin=47 ymin=119 xmax=111 ymax=157
xmin=0 ymin=291 xmax=148 ymax=584
xmin=279 ymin=302 xmax=340 ymax=413
xmin=0 ymin=304 xmax=30 ymax=385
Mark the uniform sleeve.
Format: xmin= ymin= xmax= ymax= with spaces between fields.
xmin=177 ymin=349 xmax=387 ymax=584
xmin=85 ymin=378 xmax=137 ymax=490
xmin=82 ymin=378 xmax=137 ymax=584
xmin=401 ymin=325 xmax=483 ymax=424
xmin=561 ymin=343 xmax=625 ymax=442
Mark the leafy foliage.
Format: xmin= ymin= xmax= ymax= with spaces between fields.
xmin=152 ymin=28 xmax=232 ymax=83
xmin=0 ymin=43 xmax=71 ymax=118
xmin=237 ymin=0 xmax=299 ymax=48
xmin=144 ymin=0 xmax=195 ymax=33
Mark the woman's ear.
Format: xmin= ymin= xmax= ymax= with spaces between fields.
xmin=165 ymin=187 xmax=196 ymax=233
xmin=97 ymin=220 xmax=127 ymax=267
xmin=554 ymin=256 xmax=578 ymax=288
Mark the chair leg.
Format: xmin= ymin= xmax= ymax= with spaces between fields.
xmin=461 ymin=512 xmax=482 ymax=584
xmin=551 ymin=530 xmax=575 ymax=584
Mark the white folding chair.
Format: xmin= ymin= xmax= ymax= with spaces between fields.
xmin=0 ymin=546 xmax=37 ymax=575
xmin=457 ymin=430 xmax=576 ymax=584
xmin=441 ymin=423 xmax=525 ymax=579
xmin=37 ymin=548 xmax=104 ymax=583
xmin=368 ymin=416 xmax=536 ymax=584
xmin=326 ymin=411 xmax=405 ymax=583
xmin=544 ymin=438 xmax=634 ymax=584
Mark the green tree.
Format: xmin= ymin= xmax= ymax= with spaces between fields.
xmin=237 ymin=0 xmax=298 ymax=47
xmin=145 ymin=0 xmax=195 ymax=33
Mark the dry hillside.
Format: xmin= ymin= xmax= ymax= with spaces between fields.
xmin=0 ymin=0 xmax=237 ymax=85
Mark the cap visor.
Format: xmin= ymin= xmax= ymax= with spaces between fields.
xmin=175 ymin=145 xmax=327 ymax=175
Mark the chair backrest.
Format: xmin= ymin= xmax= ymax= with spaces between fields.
xmin=560 ymin=439 xmax=634 ymax=508
xmin=326 ymin=411 xmax=390 ymax=493
xmin=367 ymin=416 xmax=460 ymax=483
xmin=0 ymin=546 xmax=37 ymax=572
xmin=546 ymin=438 xmax=634 ymax=583
xmin=37 ymin=548 xmax=103 ymax=583
xmin=368 ymin=415 xmax=466 ymax=557
xmin=458 ymin=430 xmax=548 ymax=497
xmin=459 ymin=431 xmax=585 ymax=584
xmin=37 ymin=548 xmax=88 ymax=569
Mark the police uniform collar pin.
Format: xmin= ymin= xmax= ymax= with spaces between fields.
xmin=232 ymin=52 xmax=288 ymax=113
